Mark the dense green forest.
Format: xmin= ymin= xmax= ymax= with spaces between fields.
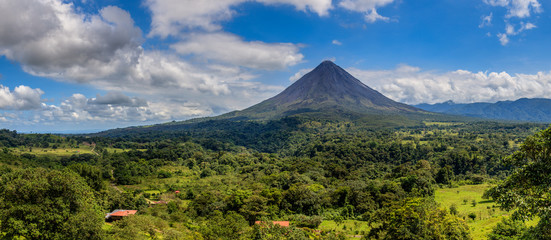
xmin=0 ymin=119 xmax=549 ymax=239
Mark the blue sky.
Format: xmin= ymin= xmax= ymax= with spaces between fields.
xmin=0 ymin=0 xmax=550 ymax=132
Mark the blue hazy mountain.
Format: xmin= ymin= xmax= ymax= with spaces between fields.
xmin=414 ymin=98 xmax=551 ymax=123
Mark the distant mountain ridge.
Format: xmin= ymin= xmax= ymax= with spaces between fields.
xmin=414 ymin=98 xmax=551 ymax=123
xmin=220 ymin=60 xmax=423 ymax=120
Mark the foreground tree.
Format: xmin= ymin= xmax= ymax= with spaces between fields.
xmin=366 ymin=198 xmax=470 ymax=240
xmin=485 ymin=126 xmax=551 ymax=238
xmin=0 ymin=168 xmax=104 ymax=239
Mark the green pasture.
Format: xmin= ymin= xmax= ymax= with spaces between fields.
xmin=435 ymin=184 xmax=537 ymax=239
xmin=12 ymin=146 xmax=96 ymax=156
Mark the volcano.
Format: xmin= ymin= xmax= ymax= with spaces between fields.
xmin=95 ymin=61 xmax=437 ymax=139
xmin=222 ymin=60 xmax=422 ymax=120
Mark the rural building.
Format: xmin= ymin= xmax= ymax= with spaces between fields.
xmin=254 ymin=221 xmax=290 ymax=227
xmin=105 ymin=209 xmax=137 ymax=222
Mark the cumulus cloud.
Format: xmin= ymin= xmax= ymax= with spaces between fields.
xmin=0 ymin=1 xmax=144 ymax=83
xmin=0 ymin=85 xmax=44 ymax=110
xmin=339 ymin=0 xmax=395 ymax=23
xmin=88 ymin=92 xmax=147 ymax=107
xmin=171 ymin=32 xmax=303 ymax=70
xmin=39 ymin=92 xmax=198 ymax=123
xmin=259 ymin=0 xmax=333 ymax=16
xmin=0 ymin=0 xmax=289 ymax=120
xmin=146 ymin=0 xmax=332 ymax=37
xmin=332 ymin=40 xmax=342 ymax=45
xmin=347 ymin=65 xmax=551 ymax=104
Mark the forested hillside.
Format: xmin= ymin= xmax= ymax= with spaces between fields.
xmin=0 ymin=120 xmax=549 ymax=239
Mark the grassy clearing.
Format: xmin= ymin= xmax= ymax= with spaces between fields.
xmin=435 ymin=184 xmax=539 ymax=239
xmin=12 ymin=146 xmax=96 ymax=156
xmin=435 ymin=184 xmax=504 ymax=239
xmin=424 ymin=121 xmax=465 ymax=127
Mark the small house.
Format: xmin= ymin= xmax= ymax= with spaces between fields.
xmin=105 ymin=209 xmax=137 ymax=222
xmin=254 ymin=221 xmax=290 ymax=227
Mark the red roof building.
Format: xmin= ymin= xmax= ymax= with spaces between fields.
xmin=255 ymin=221 xmax=290 ymax=227
xmin=105 ymin=209 xmax=138 ymax=222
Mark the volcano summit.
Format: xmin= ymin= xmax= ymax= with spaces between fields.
xmin=222 ymin=61 xmax=423 ymax=120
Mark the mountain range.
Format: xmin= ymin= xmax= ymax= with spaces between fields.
xmin=414 ymin=98 xmax=551 ymax=123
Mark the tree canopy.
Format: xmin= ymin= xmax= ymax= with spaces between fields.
xmin=486 ymin=125 xmax=551 ymax=238
xmin=0 ymin=168 xmax=104 ymax=240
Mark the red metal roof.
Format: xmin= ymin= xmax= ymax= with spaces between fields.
xmin=255 ymin=221 xmax=290 ymax=227
xmin=109 ymin=210 xmax=137 ymax=217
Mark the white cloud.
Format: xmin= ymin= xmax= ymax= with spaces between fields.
xmin=479 ymin=13 xmax=493 ymax=28
xmin=258 ymin=0 xmax=333 ymax=16
xmin=498 ymin=33 xmax=510 ymax=45
xmin=339 ymin=0 xmax=395 ymax=23
xmin=364 ymin=8 xmax=390 ymax=23
xmin=484 ymin=0 xmax=541 ymax=18
xmin=0 ymin=85 xmax=44 ymax=110
xmin=347 ymin=65 xmax=551 ymax=104
xmin=0 ymin=1 xmax=144 ymax=83
xmin=523 ymin=22 xmax=536 ymax=30
xmin=332 ymin=40 xmax=342 ymax=45
xmin=289 ymin=68 xmax=313 ymax=82
xmin=496 ymin=22 xmax=537 ymax=45
xmin=38 ymin=92 xmax=210 ymax=124
xmin=0 ymin=0 xmax=289 ymax=121
xmin=483 ymin=0 xmax=541 ymax=45
xmin=146 ymin=0 xmax=332 ymax=37
xmin=171 ymin=32 xmax=303 ymax=70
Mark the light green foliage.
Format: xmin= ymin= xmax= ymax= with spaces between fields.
xmin=0 ymin=168 xmax=104 ymax=239
xmin=109 ymin=214 xmax=197 ymax=240
xmin=487 ymin=217 xmax=527 ymax=240
xmin=367 ymin=198 xmax=470 ymax=240
xmin=199 ymin=211 xmax=251 ymax=240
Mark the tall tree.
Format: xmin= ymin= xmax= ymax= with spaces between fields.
xmin=0 ymin=168 xmax=104 ymax=239
xmin=486 ymin=126 xmax=551 ymax=238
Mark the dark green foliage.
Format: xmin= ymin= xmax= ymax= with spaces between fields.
xmin=0 ymin=168 xmax=104 ymax=239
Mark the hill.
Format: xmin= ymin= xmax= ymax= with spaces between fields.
xmin=414 ymin=98 xmax=551 ymax=123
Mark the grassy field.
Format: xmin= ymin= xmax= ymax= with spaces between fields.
xmin=435 ymin=184 xmax=537 ymax=239
xmin=11 ymin=146 xmax=96 ymax=156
